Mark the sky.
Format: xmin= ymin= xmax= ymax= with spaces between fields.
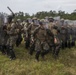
xmin=0 ymin=0 xmax=76 ymax=15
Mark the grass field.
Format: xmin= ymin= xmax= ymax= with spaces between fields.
xmin=0 ymin=43 xmax=76 ymax=75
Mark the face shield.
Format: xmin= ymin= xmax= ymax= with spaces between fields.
xmin=42 ymin=21 xmax=48 ymax=29
xmin=33 ymin=20 xmax=39 ymax=25
xmin=28 ymin=19 xmax=32 ymax=23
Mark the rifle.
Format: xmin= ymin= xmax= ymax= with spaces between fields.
xmin=7 ymin=6 xmax=15 ymax=23
xmin=7 ymin=6 xmax=15 ymax=17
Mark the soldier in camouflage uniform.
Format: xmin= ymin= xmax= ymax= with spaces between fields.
xmin=0 ymin=24 xmax=7 ymax=54
xmin=27 ymin=18 xmax=40 ymax=55
xmin=71 ymin=25 xmax=76 ymax=47
xmin=51 ymin=24 xmax=61 ymax=58
xmin=15 ymin=19 xmax=23 ymax=47
xmin=32 ymin=21 xmax=54 ymax=61
xmin=48 ymin=17 xmax=61 ymax=58
xmin=0 ymin=15 xmax=3 ymax=52
xmin=60 ymin=25 xmax=67 ymax=49
xmin=0 ymin=14 xmax=8 ymax=54
xmin=6 ymin=14 xmax=17 ymax=60
xmin=66 ymin=25 xmax=72 ymax=48
xmin=24 ymin=18 xmax=32 ymax=49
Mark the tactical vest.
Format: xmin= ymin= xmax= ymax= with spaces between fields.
xmin=36 ymin=27 xmax=47 ymax=41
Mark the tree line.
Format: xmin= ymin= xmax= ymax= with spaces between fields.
xmin=15 ymin=10 xmax=76 ymax=20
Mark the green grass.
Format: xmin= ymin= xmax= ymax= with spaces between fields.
xmin=0 ymin=43 xmax=76 ymax=75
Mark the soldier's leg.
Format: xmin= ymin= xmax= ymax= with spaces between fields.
xmin=25 ymin=38 xmax=30 ymax=49
xmin=9 ymin=37 xmax=16 ymax=60
xmin=65 ymin=41 xmax=68 ymax=48
xmin=0 ymin=45 xmax=1 ymax=51
xmin=16 ymin=36 xmax=23 ymax=47
xmin=6 ymin=38 xmax=10 ymax=56
xmin=52 ymin=44 xmax=56 ymax=55
xmin=41 ymin=42 xmax=50 ymax=59
xmin=0 ymin=45 xmax=6 ymax=54
xmin=6 ymin=45 xmax=10 ymax=56
xmin=0 ymin=38 xmax=6 ymax=54
xmin=29 ymin=42 xmax=35 ymax=55
xmin=61 ymin=41 xmax=65 ymax=49
xmin=71 ymin=39 xmax=75 ymax=47
xmin=55 ymin=45 xmax=61 ymax=57
xmin=35 ymin=50 xmax=41 ymax=61
xmin=52 ymin=44 xmax=60 ymax=59
xmin=35 ymin=40 xmax=41 ymax=61
xmin=9 ymin=46 xmax=16 ymax=59
xmin=67 ymin=40 xmax=71 ymax=48
xmin=41 ymin=50 xmax=49 ymax=59
xmin=16 ymin=38 xmax=19 ymax=47
xmin=18 ymin=37 xmax=23 ymax=45
xmin=0 ymin=42 xmax=1 ymax=51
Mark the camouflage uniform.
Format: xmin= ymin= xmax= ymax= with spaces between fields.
xmin=24 ymin=19 xmax=32 ymax=49
xmin=48 ymin=17 xmax=61 ymax=58
xmin=71 ymin=25 xmax=76 ymax=47
xmin=0 ymin=25 xmax=7 ymax=54
xmin=6 ymin=21 xmax=17 ymax=59
xmin=66 ymin=25 xmax=72 ymax=48
xmin=0 ymin=14 xmax=8 ymax=54
xmin=51 ymin=25 xmax=61 ymax=58
xmin=15 ymin=20 xmax=23 ymax=47
xmin=28 ymin=20 xmax=39 ymax=55
xmin=60 ymin=26 xmax=67 ymax=49
xmin=32 ymin=22 xmax=53 ymax=61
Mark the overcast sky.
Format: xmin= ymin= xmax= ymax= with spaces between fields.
xmin=0 ymin=0 xmax=76 ymax=15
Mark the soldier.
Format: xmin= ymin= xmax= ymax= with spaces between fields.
xmin=32 ymin=21 xmax=54 ymax=61
xmin=48 ymin=17 xmax=61 ymax=58
xmin=66 ymin=25 xmax=72 ymax=48
xmin=51 ymin=24 xmax=61 ymax=58
xmin=15 ymin=19 xmax=23 ymax=47
xmin=0 ymin=14 xmax=8 ymax=54
xmin=6 ymin=14 xmax=16 ymax=60
xmin=0 ymin=14 xmax=4 ymax=52
xmin=71 ymin=25 xmax=76 ymax=47
xmin=24 ymin=18 xmax=32 ymax=49
xmin=27 ymin=17 xmax=39 ymax=55
xmin=60 ymin=25 xmax=67 ymax=49
xmin=0 ymin=24 xmax=7 ymax=54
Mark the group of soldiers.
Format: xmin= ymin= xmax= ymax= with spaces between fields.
xmin=0 ymin=13 xmax=76 ymax=61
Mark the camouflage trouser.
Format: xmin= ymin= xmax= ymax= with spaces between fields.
xmin=35 ymin=39 xmax=50 ymax=61
xmin=35 ymin=39 xmax=50 ymax=51
xmin=52 ymin=43 xmax=61 ymax=58
xmin=6 ymin=35 xmax=17 ymax=59
xmin=52 ymin=36 xmax=61 ymax=58
xmin=72 ymin=35 xmax=76 ymax=41
xmin=0 ymin=36 xmax=7 ymax=53
xmin=61 ymin=35 xmax=67 ymax=49
xmin=6 ymin=35 xmax=18 ymax=47
xmin=1 ymin=36 xmax=8 ymax=46
xmin=71 ymin=35 xmax=76 ymax=47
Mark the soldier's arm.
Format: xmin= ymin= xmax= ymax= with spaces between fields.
xmin=46 ymin=29 xmax=54 ymax=37
xmin=27 ymin=24 xmax=32 ymax=31
xmin=32 ymin=27 xmax=40 ymax=38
